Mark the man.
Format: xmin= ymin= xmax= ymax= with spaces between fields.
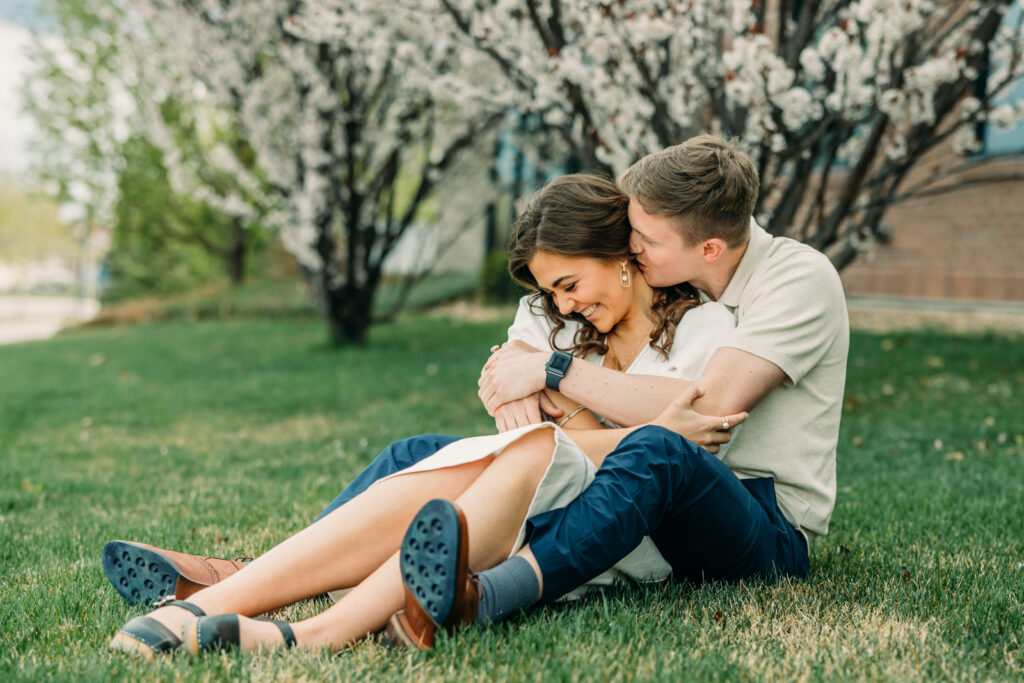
xmin=103 ymin=137 xmax=848 ymax=650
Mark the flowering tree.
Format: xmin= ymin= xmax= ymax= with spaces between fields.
xmin=22 ymin=0 xmax=263 ymax=287
xmin=122 ymin=1 xmax=501 ymax=344
xmin=360 ymin=0 xmax=1024 ymax=269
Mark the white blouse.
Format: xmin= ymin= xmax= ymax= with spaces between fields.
xmin=506 ymin=294 xmax=737 ymax=438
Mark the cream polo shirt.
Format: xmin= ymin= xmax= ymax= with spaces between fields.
xmin=713 ymin=219 xmax=849 ymax=540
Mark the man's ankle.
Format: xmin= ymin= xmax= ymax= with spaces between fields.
xmin=475 ymin=556 xmax=541 ymax=625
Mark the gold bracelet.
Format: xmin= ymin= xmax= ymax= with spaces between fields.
xmin=557 ymin=405 xmax=586 ymax=428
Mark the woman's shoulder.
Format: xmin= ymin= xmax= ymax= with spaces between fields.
xmin=678 ymin=300 xmax=735 ymax=332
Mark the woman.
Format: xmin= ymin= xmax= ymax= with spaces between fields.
xmin=110 ymin=174 xmax=745 ymax=658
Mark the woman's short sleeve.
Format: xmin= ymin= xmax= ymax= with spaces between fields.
xmin=506 ymin=295 xmax=556 ymax=351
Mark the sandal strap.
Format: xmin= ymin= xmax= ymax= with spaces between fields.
xmin=256 ymin=617 xmax=297 ymax=648
xmin=153 ymin=596 xmax=206 ymax=617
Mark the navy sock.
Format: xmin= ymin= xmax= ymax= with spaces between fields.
xmin=475 ymin=556 xmax=541 ymax=625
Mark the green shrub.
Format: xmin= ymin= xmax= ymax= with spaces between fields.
xmin=478 ymin=249 xmax=525 ymax=304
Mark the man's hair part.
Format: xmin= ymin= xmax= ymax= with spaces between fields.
xmin=619 ymin=135 xmax=760 ymax=247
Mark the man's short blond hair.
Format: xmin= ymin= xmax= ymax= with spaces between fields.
xmin=619 ymin=135 xmax=759 ymax=247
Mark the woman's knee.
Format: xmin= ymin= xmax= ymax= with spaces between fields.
xmin=499 ymin=428 xmax=557 ymax=476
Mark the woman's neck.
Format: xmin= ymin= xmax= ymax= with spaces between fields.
xmin=610 ymin=272 xmax=656 ymax=342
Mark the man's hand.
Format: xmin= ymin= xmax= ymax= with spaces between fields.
xmin=652 ymin=385 xmax=748 ymax=454
xmin=493 ymin=393 xmax=565 ymax=432
xmin=478 ymin=340 xmax=549 ymax=415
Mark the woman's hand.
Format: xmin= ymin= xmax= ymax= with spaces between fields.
xmin=478 ymin=340 xmax=548 ymax=415
xmin=651 ymin=385 xmax=748 ymax=454
xmin=493 ymin=392 xmax=564 ymax=432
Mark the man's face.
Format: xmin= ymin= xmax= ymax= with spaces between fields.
xmin=627 ymin=199 xmax=705 ymax=288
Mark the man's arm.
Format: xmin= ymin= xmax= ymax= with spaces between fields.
xmin=479 ymin=343 xmax=689 ymax=426
xmin=559 ymin=384 xmax=749 ymax=465
xmin=690 ymin=347 xmax=787 ymax=417
xmin=481 ymin=343 xmax=787 ymax=428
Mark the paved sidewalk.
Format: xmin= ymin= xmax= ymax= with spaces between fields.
xmin=0 ymin=295 xmax=100 ymax=345
xmin=847 ymin=296 xmax=1024 ymax=334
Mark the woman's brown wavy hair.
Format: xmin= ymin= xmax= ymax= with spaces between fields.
xmin=507 ymin=173 xmax=700 ymax=358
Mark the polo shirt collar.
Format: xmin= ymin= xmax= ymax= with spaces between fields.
xmin=716 ymin=219 xmax=770 ymax=307
xmin=717 ymin=218 xmax=772 ymax=308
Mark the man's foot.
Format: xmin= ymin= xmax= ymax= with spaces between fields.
xmin=183 ymin=614 xmax=296 ymax=654
xmin=102 ymin=540 xmax=249 ymax=605
xmin=385 ymin=499 xmax=479 ymax=650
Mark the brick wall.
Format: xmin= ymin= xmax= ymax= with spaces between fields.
xmin=839 ymin=156 xmax=1024 ymax=302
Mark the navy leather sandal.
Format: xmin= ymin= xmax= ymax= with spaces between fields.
xmin=109 ymin=598 xmax=206 ymax=661
xmin=183 ymin=614 xmax=297 ymax=654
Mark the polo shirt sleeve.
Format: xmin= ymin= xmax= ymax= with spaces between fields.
xmin=506 ymin=295 xmax=556 ymax=351
xmin=723 ymin=250 xmax=846 ymax=386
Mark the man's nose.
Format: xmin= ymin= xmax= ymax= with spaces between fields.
xmin=629 ymin=231 xmax=642 ymax=254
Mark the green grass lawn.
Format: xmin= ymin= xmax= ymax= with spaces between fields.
xmin=1 ymin=312 xmax=1022 ymax=681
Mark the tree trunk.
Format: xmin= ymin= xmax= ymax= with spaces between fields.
xmin=321 ymin=282 xmax=375 ymax=346
xmin=226 ymin=217 xmax=247 ymax=286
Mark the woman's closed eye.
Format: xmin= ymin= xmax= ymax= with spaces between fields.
xmin=564 ymin=282 xmax=577 ymax=293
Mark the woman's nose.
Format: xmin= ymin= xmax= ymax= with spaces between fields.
xmin=554 ymin=293 xmax=574 ymax=315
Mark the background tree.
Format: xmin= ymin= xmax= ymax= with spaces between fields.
xmin=120 ymin=0 xmax=502 ymax=344
xmin=22 ymin=0 xmax=265 ymax=293
xmin=102 ymin=136 xmax=263 ymax=301
xmin=0 ymin=173 xmax=74 ymax=266
xmin=374 ymin=0 xmax=1024 ymax=269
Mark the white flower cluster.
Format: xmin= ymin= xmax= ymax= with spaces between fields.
xmin=67 ymin=0 xmax=1023 ymax=282
xmin=116 ymin=0 xmax=498 ymax=290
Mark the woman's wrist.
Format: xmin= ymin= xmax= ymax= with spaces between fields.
xmin=557 ymin=405 xmax=587 ymax=428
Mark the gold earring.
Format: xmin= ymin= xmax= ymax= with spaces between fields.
xmin=619 ymin=261 xmax=632 ymax=288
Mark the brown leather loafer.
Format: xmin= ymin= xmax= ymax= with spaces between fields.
xmin=102 ymin=540 xmax=249 ymax=605
xmin=385 ymin=499 xmax=479 ymax=650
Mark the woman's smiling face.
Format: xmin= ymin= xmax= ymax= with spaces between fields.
xmin=528 ymin=252 xmax=633 ymax=333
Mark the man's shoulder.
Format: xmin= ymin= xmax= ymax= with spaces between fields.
xmin=749 ymin=236 xmax=842 ymax=294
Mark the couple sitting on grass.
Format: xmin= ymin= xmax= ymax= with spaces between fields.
xmin=105 ymin=135 xmax=849 ymax=658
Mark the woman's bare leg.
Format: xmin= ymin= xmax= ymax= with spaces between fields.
xmin=210 ymin=428 xmax=559 ymax=651
xmin=140 ymin=455 xmax=493 ymax=635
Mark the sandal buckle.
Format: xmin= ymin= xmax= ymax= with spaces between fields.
xmin=152 ymin=594 xmax=177 ymax=609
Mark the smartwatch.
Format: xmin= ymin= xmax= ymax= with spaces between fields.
xmin=545 ymin=351 xmax=573 ymax=391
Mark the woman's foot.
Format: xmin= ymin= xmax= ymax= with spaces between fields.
xmin=145 ymin=602 xmax=203 ymax=636
xmin=109 ymin=599 xmax=206 ymax=660
xmin=183 ymin=614 xmax=296 ymax=654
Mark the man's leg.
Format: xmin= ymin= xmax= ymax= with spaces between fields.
xmin=314 ymin=434 xmax=460 ymax=521
xmin=524 ymin=425 xmax=807 ymax=602
xmin=394 ymin=425 xmax=809 ymax=642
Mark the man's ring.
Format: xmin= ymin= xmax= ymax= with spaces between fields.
xmin=722 ymin=418 xmax=730 ymax=430
xmin=490 ymin=345 xmax=500 ymax=353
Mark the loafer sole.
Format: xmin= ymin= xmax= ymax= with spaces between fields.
xmin=102 ymin=540 xmax=179 ymax=606
xmin=399 ymin=499 xmax=463 ymax=627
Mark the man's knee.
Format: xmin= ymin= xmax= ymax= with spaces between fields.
xmin=612 ymin=425 xmax=704 ymax=477
xmin=384 ymin=434 xmax=459 ymax=469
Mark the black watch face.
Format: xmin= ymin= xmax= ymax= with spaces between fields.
xmin=549 ymin=352 xmax=572 ymax=374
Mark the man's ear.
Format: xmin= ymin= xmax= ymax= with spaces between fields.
xmin=702 ymin=239 xmax=727 ymax=263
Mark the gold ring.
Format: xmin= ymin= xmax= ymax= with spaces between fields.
xmin=490 ymin=345 xmax=500 ymax=353
xmin=722 ymin=419 xmax=730 ymax=430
